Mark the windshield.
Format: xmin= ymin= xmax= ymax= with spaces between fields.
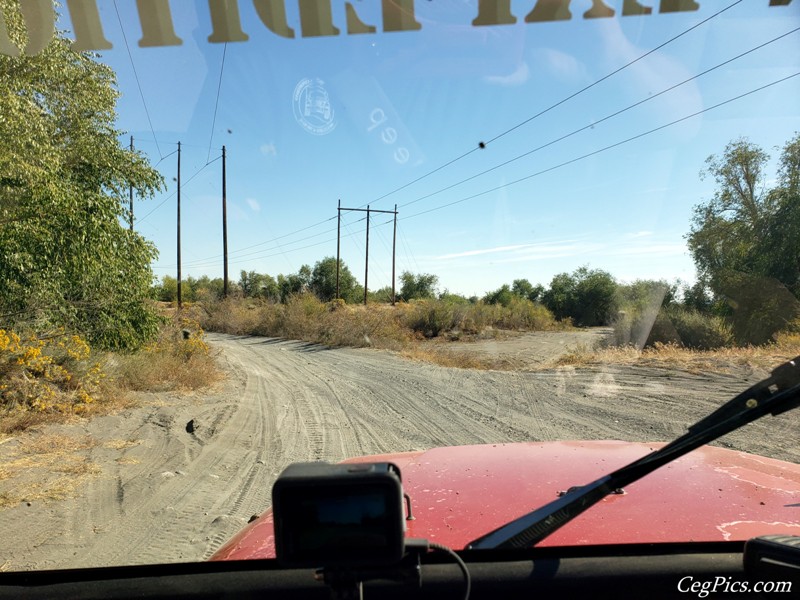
xmin=1 ymin=0 xmax=799 ymax=570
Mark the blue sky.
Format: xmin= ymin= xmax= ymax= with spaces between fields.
xmin=59 ymin=1 xmax=800 ymax=298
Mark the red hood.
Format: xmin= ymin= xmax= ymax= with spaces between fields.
xmin=210 ymin=441 xmax=800 ymax=560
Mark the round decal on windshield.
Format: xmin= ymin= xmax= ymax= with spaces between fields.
xmin=293 ymin=78 xmax=336 ymax=135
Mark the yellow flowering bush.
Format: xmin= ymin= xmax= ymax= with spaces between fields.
xmin=0 ymin=329 xmax=105 ymax=414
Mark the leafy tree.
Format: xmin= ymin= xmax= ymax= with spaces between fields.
xmin=687 ymin=134 xmax=800 ymax=343
xmin=511 ymin=279 xmax=544 ymax=302
xmin=542 ymin=267 xmax=617 ymax=326
xmin=192 ymin=275 xmax=226 ymax=301
xmin=680 ymin=281 xmax=713 ymax=314
xmin=399 ymin=271 xmax=438 ymax=301
xmin=484 ymin=284 xmax=513 ymax=307
xmin=277 ymin=265 xmax=311 ymax=303
xmin=310 ymin=257 xmax=357 ymax=302
xmin=617 ymin=279 xmax=677 ymax=313
xmin=238 ymin=270 xmax=278 ymax=300
xmin=0 ymin=2 xmax=164 ymax=349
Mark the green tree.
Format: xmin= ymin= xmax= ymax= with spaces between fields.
xmin=542 ymin=267 xmax=617 ymax=326
xmin=238 ymin=270 xmax=278 ymax=300
xmin=399 ymin=271 xmax=438 ymax=301
xmin=0 ymin=2 xmax=164 ymax=349
xmin=310 ymin=257 xmax=357 ymax=302
xmin=277 ymin=265 xmax=311 ymax=303
xmin=687 ymin=134 xmax=800 ymax=343
xmin=511 ymin=278 xmax=544 ymax=302
xmin=484 ymin=284 xmax=513 ymax=307
xmin=156 ymin=276 xmax=178 ymax=303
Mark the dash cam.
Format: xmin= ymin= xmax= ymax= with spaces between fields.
xmin=272 ymin=462 xmax=406 ymax=567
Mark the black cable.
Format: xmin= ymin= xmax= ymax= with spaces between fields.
xmin=402 ymin=72 xmax=800 ymax=222
xmin=428 ymin=542 xmax=471 ymax=600
xmin=481 ymin=0 xmax=743 ymax=147
xmin=399 ymin=26 xmax=800 ymax=210
xmin=358 ymin=0 xmax=743 ymax=210
xmin=136 ymin=156 xmax=222 ymax=224
xmin=207 ymin=43 xmax=228 ymax=164
xmin=112 ymin=0 xmax=162 ymax=159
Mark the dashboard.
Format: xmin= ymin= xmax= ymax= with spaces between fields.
xmin=1 ymin=541 xmax=794 ymax=600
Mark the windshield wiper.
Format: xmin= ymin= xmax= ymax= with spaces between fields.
xmin=467 ymin=355 xmax=800 ymax=550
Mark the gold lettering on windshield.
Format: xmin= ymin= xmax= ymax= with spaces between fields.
xmin=67 ymin=0 xmax=111 ymax=50
xmin=472 ymin=0 xmax=517 ymax=26
xmin=584 ymin=1 xmax=615 ymax=18
xmin=623 ymin=0 xmax=653 ymax=16
xmin=208 ymin=0 xmax=249 ymax=43
xmin=382 ymin=0 xmax=421 ymax=32
xmin=136 ymin=0 xmax=182 ymax=47
xmin=0 ymin=0 xmax=54 ymax=56
xmin=346 ymin=3 xmax=377 ymax=34
xmin=299 ymin=0 xmax=340 ymax=37
xmin=660 ymin=0 xmax=700 ymax=12
xmin=525 ymin=0 xmax=571 ymax=23
xmin=252 ymin=0 xmax=295 ymax=38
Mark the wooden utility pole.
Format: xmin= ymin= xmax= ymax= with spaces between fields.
xmin=364 ymin=206 xmax=370 ymax=305
xmin=222 ymin=145 xmax=229 ymax=297
xmin=177 ymin=141 xmax=182 ymax=309
xmin=129 ymin=136 xmax=134 ymax=231
xmin=336 ymin=204 xmax=397 ymax=305
xmin=336 ymin=199 xmax=341 ymax=300
xmin=392 ymin=204 xmax=397 ymax=305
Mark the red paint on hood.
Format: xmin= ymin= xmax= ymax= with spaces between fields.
xmin=210 ymin=442 xmax=800 ymax=560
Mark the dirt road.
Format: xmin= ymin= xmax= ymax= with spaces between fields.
xmin=1 ymin=332 xmax=797 ymax=570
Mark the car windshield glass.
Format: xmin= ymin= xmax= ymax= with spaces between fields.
xmin=0 ymin=0 xmax=799 ymax=571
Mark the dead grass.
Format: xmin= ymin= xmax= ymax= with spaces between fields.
xmin=102 ymin=438 xmax=140 ymax=451
xmin=111 ymin=351 xmax=221 ymax=392
xmin=0 ymin=432 xmax=101 ymax=509
xmin=556 ymin=333 xmax=800 ymax=374
xmin=400 ymin=343 xmax=519 ymax=371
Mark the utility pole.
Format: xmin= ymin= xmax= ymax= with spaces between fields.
xmin=129 ymin=136 xmax=134 ymax=231
xmin=222 ymin=145 xmax=229 ymax=297
xmin=337 ymin=203 xmax=397 ymax=306
xmin=392 ymin=204 xmax=397 ymax=306
xmin=177 ymin=141 xmax=182 ymax=309
xmin=336 ymin=199 xmax=341 ymax=300
xmin=364 ymin=206 xmax=370 ymax=305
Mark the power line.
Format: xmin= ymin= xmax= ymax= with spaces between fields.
xmin=207 ymin=43 xmax=228 ymax=163
xmin=401 ymin=72 xmax=800 ymax=223
xmin=480 ymin=0 xmax=744 ymax=147
xmin=396 ymin=223 xmax=421 ymax=274
xmin=173 ymin=0 xmax=746 ymax=271
xmin=178 ymin=211 xmax=368 ymax=269
xmin=180 ymin=215 xmax=339 ymax=267
xmin=358 ymin=0 xmax=743 ymax=210
xmin=112 ymin=0 xmax=162 ymax=159
xmin=136 ymin=155 xmax=222 ymax=224
xmin=398 ymin=26 xmax=800 ymax=210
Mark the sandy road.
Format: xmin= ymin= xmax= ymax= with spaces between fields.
xmin=1 ymin=332 xmax=797 ymax=570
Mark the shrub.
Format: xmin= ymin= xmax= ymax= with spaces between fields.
xmin=402 ymin=300 xmax=460 ymax=338
xmin=493 ymin=297 xmax=557 ymax=330
xmin=611 ymin=306 xmax=733 ymax=350
xmin=0 ymin=329 xmax=106 ymax=414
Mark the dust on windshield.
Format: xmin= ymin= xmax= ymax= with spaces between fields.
xmin=0 ymin=0 xmax=799 ymax=570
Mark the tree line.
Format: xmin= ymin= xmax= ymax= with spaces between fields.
xmin=161 ymin=126 xmax=800 ymax=350
xmin=2 ymin=3 xmax=797 ymax=350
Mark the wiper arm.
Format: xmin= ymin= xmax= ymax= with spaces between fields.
xmin=467 ymin=355 xmax=800 ymax=550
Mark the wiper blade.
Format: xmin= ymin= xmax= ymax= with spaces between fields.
xmin=467 ymin=355 xmax=800 ymax=550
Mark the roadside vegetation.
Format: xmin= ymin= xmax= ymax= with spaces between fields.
xmin=1 ymin=1 xmax=798 ymax=430
xmin=0 ymin=317 xmax=218 ymax=435
xmin=179 ymin=133 xmax=800 ymax=372
xmin=0 ymin=4 xmax=219 ymax=434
